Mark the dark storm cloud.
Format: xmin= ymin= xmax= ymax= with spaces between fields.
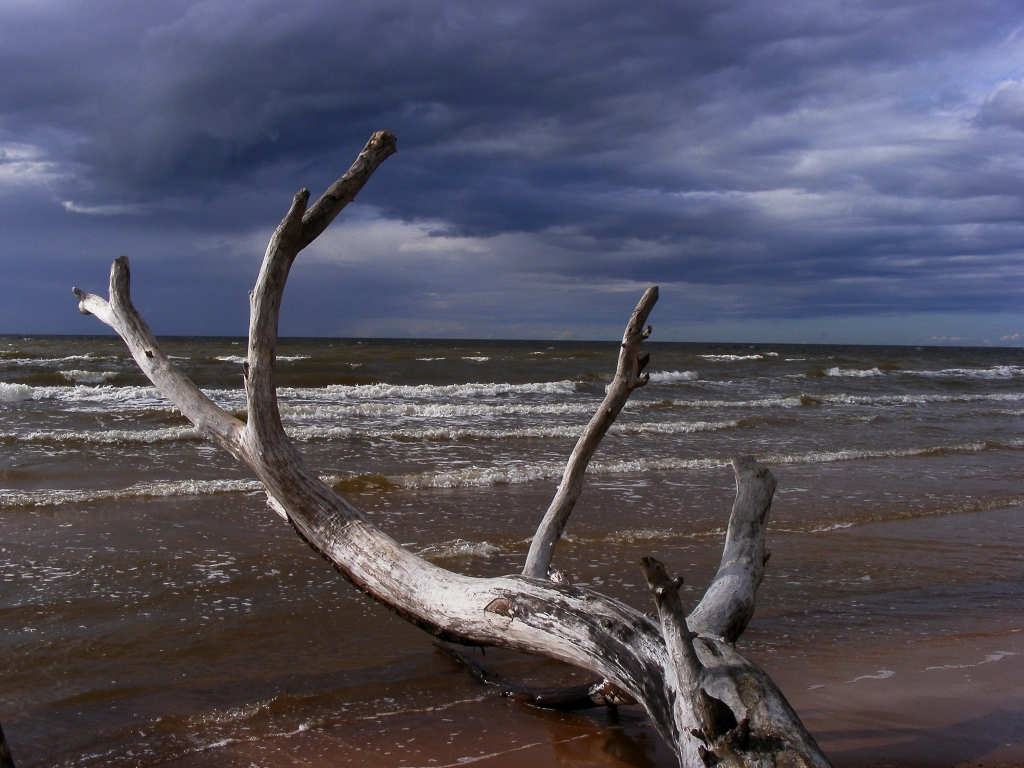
xmin=2 ymin=0 xmax=1024 ymax=337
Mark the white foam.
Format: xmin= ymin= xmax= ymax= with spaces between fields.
xmin=0 ymin=427 xmax=202 ymax=445
xmin=819 ymin=392 xmax=1024 ymax=406
xmin=698 ymin=354 xmax=763 ymax=361
xmin=388 ymin=463 xmax=566 ymax=489
xmin=285 ymin=419 xmax=738 ymax=442
xmin=611 ymin=419 xmax=738 ymax=436
xmin=277 ymin=379 xmax=579 ymax=401
xmin=647 ymin=370 xmax=699 ymax=383
xmin=826 ymin=367 xmax=883 ymax=377
xmin=280 ymin=401 xmax=596 ymax=420
xmin=906 ymin=366 xmax=1024 ymax=379
xmin=216 ymin=354 xmax=310 ymax=363
xmin=379 ymin=438 xmax=1024 ymax=490
xmin=0 ymin=479 xmax=264 ymax=509
xmin=462 ymin=356 xmax=490 ymax=362
xmin=766 ymin=439 xmax=1024 ymax=466
xmin=847 ymin=669 xmax=895 ymax=683
xmin=418 ymin=539 xmax=501 ymax=559
xmin=0 ymin=382 xmax=33 ymax=402
xmin=59 ymin=369 xmax=117 ymax=384
xmin=653 ymin=396 xmax=802 ymax=410
xmin=0 ymin=354 xmax=117 ymax=365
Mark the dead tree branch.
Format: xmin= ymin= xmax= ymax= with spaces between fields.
xmin=523 ymin=287 xmax=657 ymax=580
xmin=688 ymin=457 xmax=776 ymax=642
xmin=72 ymin=131 xmax=832 ymax=768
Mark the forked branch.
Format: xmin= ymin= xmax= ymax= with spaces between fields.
xmin=72 ymin=132 xmax=831 ymax=768
xmin=523 ymin=287 xmax=658 ymax=579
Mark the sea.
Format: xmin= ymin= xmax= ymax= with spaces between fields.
xmin=2 ymin=335 xmax=1023 ymax=767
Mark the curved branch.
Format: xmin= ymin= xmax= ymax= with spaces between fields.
xmin=523 ymin=287 xmax=658 ymax=579
xmin=72 ymin=258 xmax=246 ymax=461
xmin=687 ymin=456 xmax=776 ymax=643
xmin=245 ymin=130 xmax=397 ymax=448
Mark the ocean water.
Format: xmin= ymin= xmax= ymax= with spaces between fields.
xmin=1 ymin=336 xmax=1023 ymax=766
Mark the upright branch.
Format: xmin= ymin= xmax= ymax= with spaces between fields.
xmin=688 ymin=457 xmax=776 ymax=642
xmin=245 ymin=130 xmax=397 ymax=449
xmin=73 ymin=258 xmax=246 ymax=462
xmin=523 ymin=287 xmax=658 ymax=579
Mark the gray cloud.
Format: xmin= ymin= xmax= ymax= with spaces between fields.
xmin=2 ymin=0 xmax=1024 ymax=339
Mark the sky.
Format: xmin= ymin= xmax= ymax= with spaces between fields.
xmin=3 ymin=0 xmax=1024 ymax=344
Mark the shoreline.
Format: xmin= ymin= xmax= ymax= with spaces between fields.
xmin=162 ymin=503 xmax=1024 ymax=768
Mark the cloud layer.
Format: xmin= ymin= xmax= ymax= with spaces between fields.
xmin=3 ymin=0 xmax=1024 ymax=342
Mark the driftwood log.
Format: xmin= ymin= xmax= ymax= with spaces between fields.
xmin=72 ymin=131 xmax=832 ymax=768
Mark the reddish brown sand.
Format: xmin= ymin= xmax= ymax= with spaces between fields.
xmin=166 ymin=627 xmax=1024 ymax=768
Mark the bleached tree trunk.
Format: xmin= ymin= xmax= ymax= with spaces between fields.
xmin=72 ymin=131 xmax=832 ymax=768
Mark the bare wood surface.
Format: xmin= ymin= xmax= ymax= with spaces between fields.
xmin=73 ymin=259 xmax=246 ymax=461
xmin=688 ymin=456 xmax=776 ymax=642
xmin=523 ymin=287 xmax=657 ymax=580
xmin=72 ymin=132 xmax=832 ymax=768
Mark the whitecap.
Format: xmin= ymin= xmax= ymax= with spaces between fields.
xmin=698 ymin=354 xmax=763 ymax=362
xmin=277 ymin=379 xmax=578 ymax=401
xmin=59 ymin=370 xmax=117 ymax=384
xmin=0 ymin=478 xmax=265 ymax=509
xmin=0 ymin=382 xmax=34 ymax=402
xmin=826 ymin=367 xmax=883 ymax=377
xmin=906 ymin=366 xmax=1024 ymax=379
xmin=647 ymin=370 xmax=698 ymax=383
xmin=0 ymin=427 xmax=202 ymax=445
xmin=418 ymin=539 xmax=501 ymax=559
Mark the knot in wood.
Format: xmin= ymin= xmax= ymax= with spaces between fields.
xmin=484 ymin=597 xmax=514 ymax=618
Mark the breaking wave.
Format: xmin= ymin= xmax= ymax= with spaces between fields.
xmin=826 ymin=367 xmax=883 ymax=377
xmin=698 ymin=354 xmax=763 ymax=362
xmin=417 ymin=539 xmax=501 ymax=559
xmin=0 ymin=427 xmax=202 ymax=445
xmin=0 ymin=479 xmax=264 ymax=509
xmin=647 ymin=370 xmax=699 ymax=383
xmin=59 ymin=370 xmax=118 ymax=384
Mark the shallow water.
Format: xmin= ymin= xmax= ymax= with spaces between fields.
xmin=1 ymin=336 xmax=1023 ymax=766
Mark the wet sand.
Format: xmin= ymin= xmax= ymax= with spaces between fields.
xmin=158 ymin=506 xmax=1024 ymax=768
xmin=161 ymin=629 xmax=1024 ymax=768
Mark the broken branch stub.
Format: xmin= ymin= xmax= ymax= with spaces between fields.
xmin=71 ymin=131 xmax=832 ymax=768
